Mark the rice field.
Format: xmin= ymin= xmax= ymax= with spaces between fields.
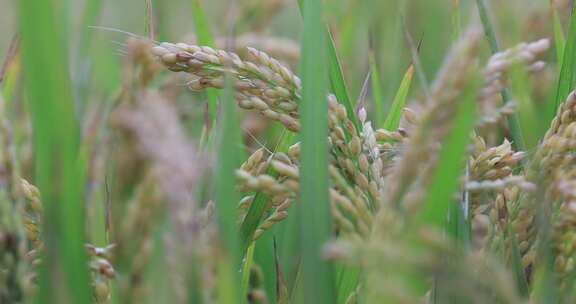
xmin=1 ymin=0 xmax=576 ymax=303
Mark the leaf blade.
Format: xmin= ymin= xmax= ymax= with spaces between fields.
xmin=383 ymin=64 xmax=414 ymax=130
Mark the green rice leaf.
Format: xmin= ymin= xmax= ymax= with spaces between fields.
xmin=214 ymin=76 xmax=242 ymax=302
xmin=336 ymin=264 xmax=360 ymax=304
xmin=241 ymin=243 xmax=256 ymax=297
xmin=19 ymin=0 xmax=91 ymax=302
xmin=383 ymin=64 xmax=414 ymax=130
xmin=446 ymin=200 xmax=470 ymax=251
xmin=298 ymin=0 xmax=358 ymax=130
xmin=553 ymin=2 xmax=576 ymax=115
xmin=190 ymin=0 xmax=218 ymax=124
xmin=298 ymin=0 xmax=335 ymax=302
xmin=327 ymin=31 xmax=358 ymax=128
xmin=190 ymin=0 xmax=214 ymax=46
xmin=552 ymin=7 xmax=566 ymax=67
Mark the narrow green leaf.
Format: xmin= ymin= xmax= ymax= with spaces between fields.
xmin=241 ymin=243 xmax=256 ymax=297
xmin=553 ymin=2 xmax=576 ymax=114
xmin=336 ymin=264 xmax=360 ymax=304
xmin=253 ymin=227 xmax=276 ymax=300
xmin=240 ymin=192 xmax=268 ymax=254
xmin=214 ymin=76 xmax=242 ymax=302
xmin=327 ymin=31 xmax=358 ymax=128
xmin=190 ymin=0 xmax=214 ymax=46
xmin=475 ymin=0 xmax=500 ymax=53
xmin=190 ymin=0 xmax=218 ymax=125
xmin=446 ymin=200 xmax=470 ymax=251
xmin=297 ymin=0 xmax=359 ymax=129
xmin=19 ymin=0 xmax=91 ymax=302
xmin=552 ymin=7 xmax=566 ymax=67
xmin=298 ymin=0 xmax=335 ymax=302
xmin=383 ymin=64 xmax=414 ymax=130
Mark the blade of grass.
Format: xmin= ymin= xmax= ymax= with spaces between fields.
xmin=553 ymin=2 xmax=576 ymax=115
xmin=190 ymin=0 xmax=214 ymax=45
xmin=214 ymin=75 xmax=242 ymax=302
xmin=239 ymin=192 xmax=271 ymax=256
xmin=18 ymin=0 xmax=91 ymax=302
xmin=476 ymin=0 xmax=499 ymax=51
xmin=190 ymin=0 xmax=218 ymax=129
xmin=382 ymin=64 xmax=414 ymax=130
xmin=298 ymin=0 xmax=335 ymax=303
xmin=241 ymin=243 xmax=256 ymax=296
xmin=446 ymin=200 xmax=470 ymax=251
xmin=327 ymin=32 xmax=357 ymax=128
xmin=277 ymin=191 xmax=303 ymax=293
xmin=552 ymin=7 xmax=566 ymax=67
xmin=336 ymin=264 xmax=360 ymax=304
xmin=297 ymin=0 xmax=358 ymax=130
xmin=475 ymin=0 xmax=525 ymax=151
xmin=253 ymin=230 xmax=277 ymax=300
xmin=214 ymin=0 xmax=243 ymax=299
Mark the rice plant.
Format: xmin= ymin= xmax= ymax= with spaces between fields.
xmin=2 ymin=0 xmax=576 ymax=303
